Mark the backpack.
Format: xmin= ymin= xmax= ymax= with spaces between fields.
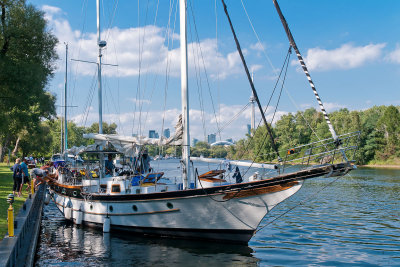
xmin=13 ymin=164 xmax=22 ymax=179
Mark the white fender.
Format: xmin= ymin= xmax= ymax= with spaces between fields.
xmin=44 ymin=193 xmax=51 ymax=205
xmin=74 ymin=210 xmax=83 ymax=225
xmin=103 ymin=217 xmax=110 ymax=232
xmin=64 ymin=207 xmax=72 ymax=220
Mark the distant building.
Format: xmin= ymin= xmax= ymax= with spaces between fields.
xmin=149 ymin=130 xmax=159 ymax=138
xmin=163 ymin=128 xmax=170 ymax=138
xmin=132 ymin=133 xmax=138 ymax=137
xmin=192 ymin=138 xmax=199 ymax=147
xmin=226 ymin=138 xmax=233 ymax=143
xmin=247 ymin=124 xmax=251 ymax=135
xmin=207 ymin=134 xmax=216 ymax=144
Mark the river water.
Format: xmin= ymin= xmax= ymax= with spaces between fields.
xmin=35 ymin=163 xmax=400 ymax=266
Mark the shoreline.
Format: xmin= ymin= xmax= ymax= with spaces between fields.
xmin=358 ymin=164 xmax=400 ymax=169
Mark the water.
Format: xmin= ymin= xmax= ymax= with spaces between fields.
xmin=35 ymin=164 xmax=400 ymax=266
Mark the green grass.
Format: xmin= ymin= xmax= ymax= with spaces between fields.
xmin=0 ymin=163 xmax=31 ymax=240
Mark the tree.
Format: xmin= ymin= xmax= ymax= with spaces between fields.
xmin=0 ymin=1 xmax=58 ymax=160
xmin=377 ymin=105 xmax=400 ymax=159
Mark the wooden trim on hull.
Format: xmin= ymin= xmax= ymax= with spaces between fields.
xmin=49 ymin=162 xmax=351 ymax=202
xmin=84 ymin=222 xmax=255 ymax=243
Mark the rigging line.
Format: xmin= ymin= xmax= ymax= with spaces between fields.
xmin=273 ymin=0 xmax=338 ymax=141
xmin=240 ymin=0 xmax=323 ymax=144
xmin=159 ymin=0 xmax=178 ymax=140
xmin=270 ymin=48 xmax=291 ymax=124
xmin=214 ymin=103 xmax=250 ymax=135
xmin=221 ymin=0 xmax=280 ymax=160
xmin=188 ymin=0 xmax=222 ymax=141
xmin=83 ymin=71 xmax=98 ymax=128
xmin=232 ymin=46 xmax=292 ymax=167
xmin=141 ymin=0 xmax=161 ymax=131
xmin=215 ymin=0 xmax=221 ymax=127
xmin=131 ymin=0 xmax=143 ymax=135
xmin=237 ymin=53 xmax=291 ymax=180
xmin=105 ymin=0 xmax=119 ymax=41
xmin=256 ymin=174 xmax=345 ymax=233
xmin=137 ymin=0 xmax=151 ymax=136
xmin=187 ymin=4 xmax=207 ymax=141
xmin=79 ymin=70 xmax=97 ymax=126
xmin=159 ymin=0 xmax=175 ymax=137
xmin=70 ymin=0 xmax=89 ymax=120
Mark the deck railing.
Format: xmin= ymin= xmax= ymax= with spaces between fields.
xmin=277 ymin=131 xmax=360 ymax=175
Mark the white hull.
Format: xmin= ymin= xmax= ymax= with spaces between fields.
xmin=50 ymin=181 xmax=303 ymax=242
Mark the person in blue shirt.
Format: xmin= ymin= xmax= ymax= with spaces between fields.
xmin=20 ymin=158 xmax=31 ymax=193
xmin=105 ymin=154 xmax=114 ymax=176
xmin=11 ymin=158 xmax=22 ymax=197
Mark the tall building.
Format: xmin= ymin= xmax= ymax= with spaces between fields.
xmin=247 ymin=124 xmax=251 ymax=135
xmin=192 ymin=138 xmax=199 ymax=147
xmin=207 ymin=133 xmax=216 ymax=144
xmin=163 ymin=128 xmax=170 ymax=138
xmin=149 ymin=130 xmax=158 ymax=138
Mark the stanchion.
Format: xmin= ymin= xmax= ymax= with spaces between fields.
xmin=7 ymin=194 xmax=14 ymax=237
xmin=31 ymin=179 xmax=35 ymax=195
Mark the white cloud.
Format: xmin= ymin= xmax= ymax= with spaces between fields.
xmin=299 ymin=102 xmax=346 ymax=113
xmin=296 ymin=43 xmax=386 ymax=71
xmin=128 ymin=98 xmax=151 ymax=105
xmin=42 ymin=5 xmax=243 ymax=79
xmin=386 ymin=44 xmax=400 ymax=64
xmin=250 ymin=42 xmax=266 ymax=52
xmin=323 ymin=102 xmax=346 ymax=112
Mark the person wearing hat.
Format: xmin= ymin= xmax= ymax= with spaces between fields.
xmin=30 ymin=167 xmax=48 ymax=189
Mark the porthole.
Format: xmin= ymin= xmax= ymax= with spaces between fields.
xmin=132 ymin=205 xmax=138 ymax=212
xmin=90 ymin=204 xmax=93 ymax=210
xmin=73 ymin=191 xmax=78 ymax=197
xmin=166 ymin=202 xmax=173 ymax=209
xmin=109 ymin=205 xmax=113 ymax=212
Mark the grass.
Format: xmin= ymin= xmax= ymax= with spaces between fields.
xmin=0 ymin=163 xmax=31 ymax=240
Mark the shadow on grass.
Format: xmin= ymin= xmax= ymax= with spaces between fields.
xmin=0 ymin=163 xmax=31 ymax=240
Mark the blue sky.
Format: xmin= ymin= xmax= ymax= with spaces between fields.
xmin=29 ymin=0 xmax=400 ymax=141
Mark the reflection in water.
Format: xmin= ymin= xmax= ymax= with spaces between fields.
xmin=36 ymin=166 xmax=400 ymax=266
xmin=35 ymin=203 xmax=257 ymax=266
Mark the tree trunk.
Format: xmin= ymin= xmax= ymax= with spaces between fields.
xmin=12 ymin=136 xmax=20 ymax=156
xmin=0 ymin=135 xmax=11 ymax=162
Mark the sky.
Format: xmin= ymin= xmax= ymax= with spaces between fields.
xmin=28 ymin=0 xmax=400 ymax=142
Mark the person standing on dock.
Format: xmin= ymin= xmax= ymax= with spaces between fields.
xmin=20 ymin=158 xmax=31 ymax=194
xmin=11 ymin=158 xmax=22 ymax=197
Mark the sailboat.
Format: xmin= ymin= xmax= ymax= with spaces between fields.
xmin=45 ymin=0 xmax=360 ymax=243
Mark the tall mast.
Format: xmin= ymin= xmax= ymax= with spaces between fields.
xmin=64 ymin=43 xmax=68 ymax=151
xmin=272 ymin=0 xmax=338 ymax=141
xmin=97 ymin=0 xmax=106 ymax=134
xmin=250 ymin=71 xmax=255 ymax=136
xmin=180 ymin=0 xmax=190 ymax=189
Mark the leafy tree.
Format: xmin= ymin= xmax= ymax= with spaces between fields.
xmin=0 ymin=0 xmax=58 ymax=160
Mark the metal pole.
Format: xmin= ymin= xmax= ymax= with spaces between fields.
xmin=180 ymin=0 xmax=190 ymax=189
xmin=97 ymin=0 xmax=103 ymax=135
xmin=64 ymin=43 xmax=68 ymax=151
